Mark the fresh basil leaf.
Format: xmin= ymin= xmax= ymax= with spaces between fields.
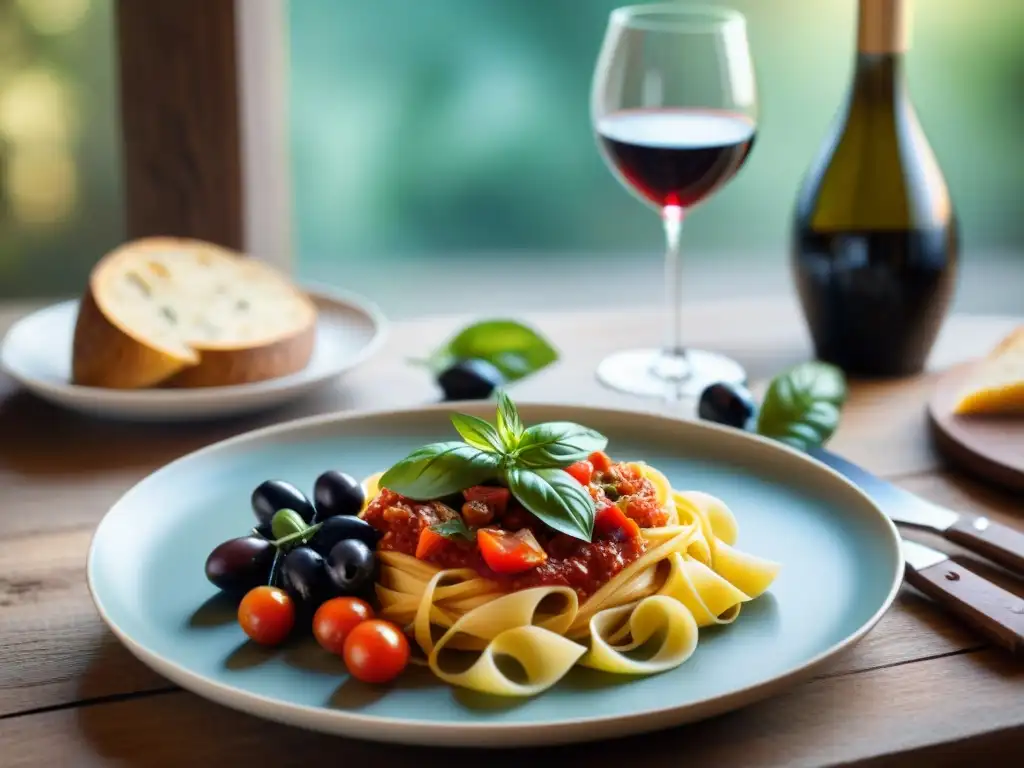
xmin=430 ymin=517 xmax=474 ymax=542
xmin=515 ymin=421 xmax=608 ymax=468
xmin=378 ymin=442 xmax=501 ymax=500
xmin=449 ymin=413 xmax=505 ymax=453
xmin=428 ymin=320 xmax=558 ymax=382
xmin=505 ymin=467 xmax=595 ymax=542
xmin=496 ymin=390 xmax=524 ymax=450
xmin=755 ymin=362 xmax=848 ymax=451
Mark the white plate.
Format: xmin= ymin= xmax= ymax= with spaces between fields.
xmin=0 ymin=284 xmax=386 ymax=421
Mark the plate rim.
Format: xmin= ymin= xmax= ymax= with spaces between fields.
xmin=86 ymin=401 xmax=904 ymax=747
xmin=0 ymin=282 xmax=389 ymax=404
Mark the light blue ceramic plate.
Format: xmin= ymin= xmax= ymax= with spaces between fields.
xmin=87 ymin=403 xmax=902 ymax=747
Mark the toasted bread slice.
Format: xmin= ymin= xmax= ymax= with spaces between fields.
xmin=952 ymin=326 xmax=1024 ymax=416
xmin=72 ymin=238 xmax=317 ymax=389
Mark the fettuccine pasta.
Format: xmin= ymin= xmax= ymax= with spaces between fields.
xmin=361 ymin=462 xmax=780 ymax=697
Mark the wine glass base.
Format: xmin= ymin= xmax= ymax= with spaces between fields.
xmin=596 ymin=348 xmax=746 ymax=399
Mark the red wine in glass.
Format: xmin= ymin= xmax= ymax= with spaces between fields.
xmin=590 ymin=6 xmax=758 ymax=399
xmin=597 ymin=108 xmax=756 ymax=209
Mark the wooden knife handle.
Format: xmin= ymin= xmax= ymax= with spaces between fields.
xmin=905 ymin=560 xmax=1024 ymax=654
xmin=946 ymin=516 xmax=1024 ymax=575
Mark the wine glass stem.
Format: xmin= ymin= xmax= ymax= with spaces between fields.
xmin=663 ymin=205 xmax=685 ymax=358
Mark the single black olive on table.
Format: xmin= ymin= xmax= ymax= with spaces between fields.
xmin=326 ymin=539 xmax=377 ymax=595
xmin=313 ymin=470 xmax=365 ymax=519
xmin=310 ymin=515 xmax=381 ymax=556
xmin=437 ymin=359 xmax=506 ymax=401
xmin=280 ymin=546 xmax=332 ymax=606
xmin=205 ymin=536 xmax=276 ymax=592
xmin=697 ymin=382 xmax=758 ymax=431
xmin=251 ymin=480 xmax=316 ymax=526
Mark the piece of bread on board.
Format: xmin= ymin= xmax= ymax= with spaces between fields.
xmin=952 ymin=326 xmax=1024 ymax=416
xmin=71 ymin=238 xmax=317 ymax=389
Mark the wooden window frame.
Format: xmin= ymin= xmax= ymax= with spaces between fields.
xmin=115 ymin=0 xmax=292 ymax=271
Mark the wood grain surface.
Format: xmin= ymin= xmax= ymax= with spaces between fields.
xmin=115 ymin=0 xmax=243 ymax=248
xmin=1 ymin=297 xmax=1022 ymax=766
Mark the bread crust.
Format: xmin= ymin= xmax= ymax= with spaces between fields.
xmin=71 ymin=237 xmax=317 ymax=389
xmin=71 ymin=286 xmax=195 ymax=389
xmin=163 ymin=321 xmax=317 ymax=387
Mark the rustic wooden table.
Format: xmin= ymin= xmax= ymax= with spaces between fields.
xmin=1 ymin=297 xmax=1022 ymax=767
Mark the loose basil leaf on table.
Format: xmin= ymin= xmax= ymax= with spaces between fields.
xmin=755 ymin=362 xmax=848 ymax=451
xmin=425 ymin=320 xmax=559 ymax=381
xmin=496 ymin=390 xmax=525 ymax=449
xmin=377 ymin=442 xmax=501 ymax=500
xmin=505 ymin=466 xmax=596 ymax=542
xmin=449 ymin=413 xmax=505 ymax=454
xmin=515 ymin=421 xmax=608 ymax=468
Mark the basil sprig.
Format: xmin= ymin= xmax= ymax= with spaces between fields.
xmin=377 ymin=392 xmax=607 ymax=541
xmin=515 ymin=421 xmax=608 ymax=468
xmin=505 ymin=467 xmax=595 ymax=541
xmin=755 ymin=362 xmax=847 ymax=450
xmin=431 ymin=517 xmax=474 ymax=542
xmin=420 ymin=319 xmax=559 ymax=382
xmin=376 ymin=442 xmax=501 ymax=499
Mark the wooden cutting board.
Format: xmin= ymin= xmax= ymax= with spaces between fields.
xmin=928 ymin=361 xmax=1024 ymax=493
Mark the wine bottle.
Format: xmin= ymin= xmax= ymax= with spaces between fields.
xmin=791 ymin=0 xmax=958 ymax=377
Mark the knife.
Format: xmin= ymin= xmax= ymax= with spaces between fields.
xmin=808 ymin=447 xmax=1024 ymax=575
xmin=902 ymin=539 xmax=1024 ymax=654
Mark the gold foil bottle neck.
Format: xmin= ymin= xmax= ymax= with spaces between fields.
xmin=857 ymin=0 xmax=911 ymax=54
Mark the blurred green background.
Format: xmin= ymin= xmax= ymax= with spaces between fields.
xmin=0 ymin=0 xmax=1021 ymax=313
xmin=289 ymin=0 xmax=1023 ymax=261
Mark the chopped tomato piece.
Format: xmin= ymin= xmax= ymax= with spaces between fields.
xmin=625 ymin=497 xmax=670 ymax=529
xmin=415 ymin=527 xmax=447 ymax=560
xmin=477 ymin=528 xmax=547 ymax=574
xmin=464 ymin=486 xmax=511 ymax=516
xmin=589 ymin=451 xmax=613 ymax=472
xmin=461 ymin=500 xmax=494 ymax=527
xmin=565 ymin=460 xmax=594 ymax=487
xmin=595 ymin=503 xmax=641 ymax=541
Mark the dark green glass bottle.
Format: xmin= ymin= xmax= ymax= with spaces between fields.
xmin=792 ymin=0 xmax=958 ymax=377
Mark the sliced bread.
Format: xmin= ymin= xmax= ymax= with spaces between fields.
xmin=952 ymin=326 xmax=1024 ymax=416
xmin=71 ymin=238 xmax=317 ymax=389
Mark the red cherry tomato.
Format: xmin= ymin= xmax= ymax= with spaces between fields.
xmin=343 ymin=619 xmax=411 ymax=684
xmin=463 ymin=485 xmax=511 ymax=515
xmin=238 ymin=586 xmax=295 ymax=646
xmin=313 ymin=597 xmax=374 ymax=655
xmin=589 ymin=451 xmax=613 ymax=473
xmin=477 ymin=527 xmax=548 ymax=574
xmin=595 ymin=502 xmax=641 ymax=540
xmin=565 ymin=460 xmax=594 ymax=487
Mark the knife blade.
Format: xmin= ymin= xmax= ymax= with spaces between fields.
xmin=901 ymin=539 xmax=1024 ymax=654
xmin=807 ymin=447 xmax=1024 ymax=575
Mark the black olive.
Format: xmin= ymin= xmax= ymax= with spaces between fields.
xmin=437 ymin=359 xmax=506 ymax=401
xmin=251 ymin=480 xmax=316 ymax=526
xmin=310 ymin=515 xmax=381 ymax=556
xmin=204 ymin=536 xmax=276 ymax=592
xmin=279 ymin=546 xmax=332 ymax=607
xmin=697 ymin=382 xmax=758 ymax=430
xmin=325 ymin=539 xmax=376 ymax=595
xmin=313 ymin=470 xmax=365 ymax=520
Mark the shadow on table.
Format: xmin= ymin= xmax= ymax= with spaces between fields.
xmin=74 ymin=631 xmax=175 ymax=705
xmin=0 ymin=388 xmax=316 ymax=476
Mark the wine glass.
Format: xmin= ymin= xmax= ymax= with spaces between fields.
xmin=591 ymin=4 xmax=758 ymax=398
